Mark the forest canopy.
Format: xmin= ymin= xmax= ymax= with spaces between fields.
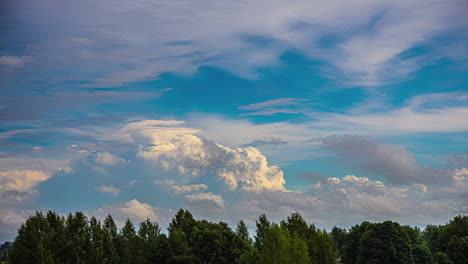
xmin=1 ymin=211 xmax=466 ymax=264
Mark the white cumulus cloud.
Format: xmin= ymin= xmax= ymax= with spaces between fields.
xmin=119 ymin=199 xmax=158 ymax=221
xmin=130 ymin=120 xmax=286 ymax=192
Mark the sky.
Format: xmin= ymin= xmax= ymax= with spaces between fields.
xmin=1 ymin=0 xmax=468 ymax=242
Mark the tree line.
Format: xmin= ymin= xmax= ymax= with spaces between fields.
xmin=0 ymin=210 xmax=466 ymax=264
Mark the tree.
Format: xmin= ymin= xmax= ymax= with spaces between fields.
xmin=403 ymin=225 xmax=432 ymax=264
xmin=358 ymin=221 xmax=414 ymax=264
xmin=138 ymin=218 xmax=166 ymax=263
xmin=330 ymin=226 xmax=347 ymax=254
xmin=168 ymin=209 xmax=196 ymax=262
xmin=87 ymin=217 xmax=106 ymax=264
xmin=341 ymin=222 xmax=374 ymax=264
xmin=63 ymin=212 xmax=91 ymax=264
xmin=289 ymin=234 xmax=311 ymax=264
xmin=117 ymin=219 xmax=138 ymax=264
xmin=260 ymin=224 xmax=290 ymax=264
xmin=281 ymin=212 xmax=309 ymax=241
xmin=168 ymin=209 xmax=196 ymax=235
xmin=9 ymin=212 xmax=54 ymax=264
xmin=307 ymin=226 xmax=337 ymax=264
xmin=7 ymin=210 xmax=467 ymax=264
xmin=102 ymin=214 xmax=118 ymax=264
xmin=236 ymin=220 xmax=251 ymax=243
xmin=342 ymin=221 xmax=416 ymax=264
xmin=0 ymin=241 xmax=12 ymax=262
xmin=423 ymin=215 xmax=468 ymax=264
xmin=237 ymin=246 xmax=260 ymax=264
xmin=254 ymin=214 xmax=270 ymax=250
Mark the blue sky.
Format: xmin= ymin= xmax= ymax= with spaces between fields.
xmin=1 ymin=0 xmax=468 ymax=241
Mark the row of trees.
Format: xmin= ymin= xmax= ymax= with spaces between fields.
xmin=2 ymin=210 xmax=467 ymax=264
xmin=4 ymin=210 xmax=336 ymax=264
xmin=330 ymin=215 xmax=467 ymax=264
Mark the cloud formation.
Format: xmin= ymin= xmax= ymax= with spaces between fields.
xmin=239 ymin=98 xmax=309 ymax=116
xmin=185 ymin=192 xmax=225 ymax=209
xmin=94 ymin=152 xmax=127 ymax=166
xmin=322 ymin=135 xmax=433 ymax=185
xmin=96 ymin=185 xmax=120 ymax=195
xmin=0 ymin=170 xmax=50 ymax=200
xmin=4 ymin=0 xmax=466 ymax=88
xmin=129 ymin=120 xmax=286 ymax=192
xmin=171 ymin=184 xmax=208 ymax=194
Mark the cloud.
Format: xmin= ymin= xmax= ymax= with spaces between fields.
xmin=171 ymin=184 xmax=208 ymax=194
xmin=1 ymin=117 xmax=466 ymax=240
xmin=130 ymin=120 xmax=287 ymax=192
xmin=5 ymin=0 xmax=466 ymax=88
xmin=185 ymin=192 xmax=225 ymax=209
xmin=94 ymin=152 xmax=126 ymax=166
xmin=0 ymin=208 xmax=32 ymax=239
xmin=322 ymin=135 xmax=436 ymax=185
xmin=327 ymin=106 xmax=468 ymax=133
xmin=0 ymin=56 xmax=32 ymax=68
xmin=297 ymin=172 xmax=325 ymax=183
xmin=96 ymin=185 xmax=120 ymax=195
xmin=238 ymin=98 xmax=309 ymax=116
xmin=242 ymin=137 xmax=288 ymax=147
xmin=434 ymin=168 xmax=468 ymax=199
xmin=119 ymin=199 xmax=158 ymax=221
xmin=0 ymin=170 xmax=50 ymax=200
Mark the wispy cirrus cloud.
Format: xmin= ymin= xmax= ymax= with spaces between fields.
xmin=238 ymin=98 xmax=309 ymax=116
xmin=3 ymin=0 xmax=466 ymax=89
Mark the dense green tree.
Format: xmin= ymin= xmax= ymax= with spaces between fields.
xmin=9 ymin=212 xmax=54 ymax=264
xmin=289 ymin=234 xmax=311 ymax=264
xmin=341 ymin=221 xmax=374 ymax=264
xmin=403 ymin=226 xmax=432 ymax=264
xmin=307 ymin=225 xmax=337 ymax=264
xmin=432 ymin=252 xmax=453 ymax=264
xmin=168 ymin=209 xmax=195 ymax=235
xmin=87 ymin=217 xmax=105 ymax=264
xmin=423 ymin=215 xmax=468 ymax=264
xmin=330 ymin=226 xmax=347 ymax=254
xmin=260 ymin=224 xmax=291 ymax=264
xmin=44 ymin=211 xmax=67 ymax=262
xmin=0 ymin=241 xmax=12 ymax=261
xmin=64 ymin=212 xmax=91 ymax=264
xmin=254 ymin=214 xmax=270 ymax=250
xmin=357 ymin=221 xmax=414 ymax=264
xmin=237 ymin=245 xmax=260 ymax=264
xmin=117 ymin=219 xmax=138 ymax=264
xmin=137 ymin=218 xmax=168 ymax=263
xmin=168 ymin=229 xmax=193 ymax=263
xmin=102 ymin=215 xmax=118 ymax=264
xmin=5 ymin=210 xmax=467 ymax=264
xmin=281 ymin=212 xmax=309 ymax=241
xmin=236 ymin=220 xmax=251 ymax=243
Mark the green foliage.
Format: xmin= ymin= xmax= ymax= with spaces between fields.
xmin=289 ymin=234 xmax=311 ymax=264
xmin=307 ymin=225 xmax=337 ymax=264
xmin=357 ymin=221 xmax=413 ymax=264
xmin=236 ymin=220 xmax=250 ymax=242
xmin=281 ymin=212 xmax=309 ymax=241
xmin=10 ymin=212 xmax=56 ymax=264
xmin=237 ymin=246 xmax=260 ymax=264
xmin=6 ymin=210 xmax=467 ymax=264
xmin=330 ymin=226 xmax=347 ymax=254
xmin=423 ymin=215 xmax=468 ymax=264
xmin=260 ymin=224 xmax=291 ymax=264
xmin=254 ymin=214 xmax=270 ymax=250
xmin=0 ymin=242 xmax=12 ymax=262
